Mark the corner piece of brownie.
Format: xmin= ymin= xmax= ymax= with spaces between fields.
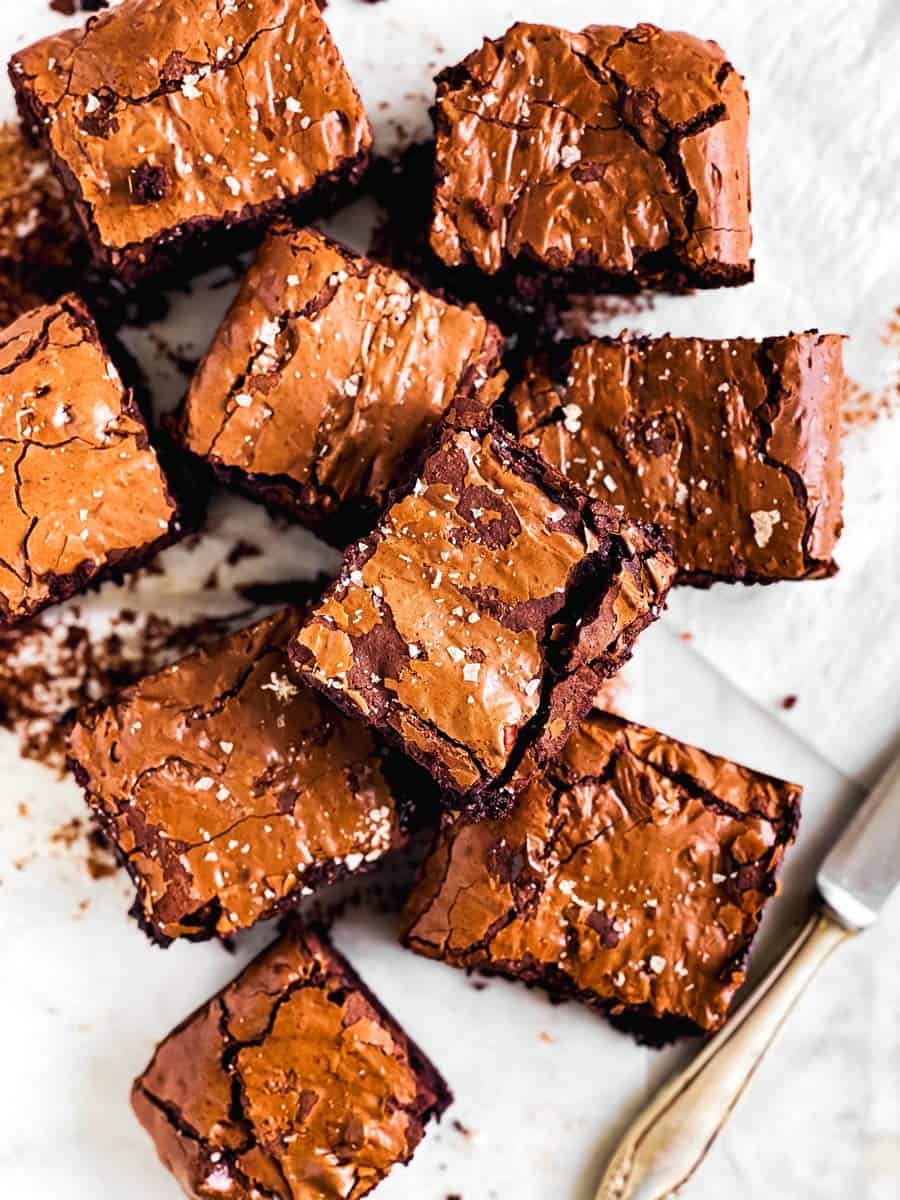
xmin=402 ymin=711 xmax=802 ymax=1041
xmin=132 ymin=923 xmax=452 ymax=1198
xmin=68 ymin=608 xmax=410 ymax=944
xmin=9 ymin=0 xmax=373 ymax=284
xmin=430 ymin=21 xmax=751 ymax=293
xmin=510 ymin=332 xmax=845 ymax=584
xmin=0 ymin=294 xmax=182 ymax=626
xmin=175 ymin=223 xmax=505 ymax=544
xmin=290 ymin=419 xmax=675 ymax=814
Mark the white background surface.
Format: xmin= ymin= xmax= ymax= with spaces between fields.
xmin=1 ymin=2 xmax=899 ymax=1198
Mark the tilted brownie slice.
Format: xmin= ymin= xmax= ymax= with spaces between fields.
xmin=510 ymin=333 xmax=845 ymax=584
xmin=68 ymin=608 xmax=409 ymax=945
xmin=9 ymin=0 xmax=372 ymax=284
xmin=0 ymin=295 xmax=181 ymax=626
xmin=175 ymin=224 xmax=505 ymax=544
xmin=430 ymin=22 xmax=751 ymax=293
xmin=403 ymin=711 xmax=801 ymax=1040
xmin=132 ymin=923 xmax=452 ymax=1198
xmin=290 ymin=420 xmax=675 ymax=815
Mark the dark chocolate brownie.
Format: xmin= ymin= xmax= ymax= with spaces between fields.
xmin=68 ymin=608 xmax=410 ymax=944
xmin=0 ymin=122 xmax=84 ymax=325
xmin=510 ymin=333 xmax=845 ymax=584
xmin=132 ymin=923 xmax=452 ymax=1197
xmin=0 ymin=295 xmax=182 ymax=626
xmin=175 ymin=224 xmax=505 ymax=545
xmin=430 ymin=22 xmax=752 ymax=295
xmin=403 ymin=711 xmax=801 ymax=1041
xmin=10 ymin=0 xmax=373 ymax=285
xmin=290 ymin=419 xmax=675 ymax=814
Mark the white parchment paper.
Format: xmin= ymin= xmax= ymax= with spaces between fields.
xmin=0 ymin=3 xmax=898 ymax=1199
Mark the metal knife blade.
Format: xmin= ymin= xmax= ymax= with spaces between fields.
xmin=818 ymin=749 xmax=900 ymax=930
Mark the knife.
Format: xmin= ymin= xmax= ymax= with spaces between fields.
xmin=594 ymin=747 xmax=900 ymax=1200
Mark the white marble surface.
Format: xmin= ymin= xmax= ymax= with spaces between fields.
xmin=1 ymin=2 xmax=898 ymax=1199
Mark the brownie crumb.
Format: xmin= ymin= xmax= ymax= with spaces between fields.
xmin=129 ymin=163 xmax=171 ymax=204
xmin=451 ymin=1119 xmax=473 ymax=1138
xmin=0 ymin=601 xmax=254 ymax=774
xmin=781 ymin=694 xmax=798 ymax=710
xmin=51 ymin=818 xmax=83 ymax=848
xmin=49 ymin=0 xmax=109 ymax=12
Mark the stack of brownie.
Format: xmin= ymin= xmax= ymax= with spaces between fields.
xmin=1 ymin=4 xmax=844 ymax=1197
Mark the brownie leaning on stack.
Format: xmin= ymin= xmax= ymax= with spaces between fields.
xmin=1 ymin=4 xmax=846 ymax=1198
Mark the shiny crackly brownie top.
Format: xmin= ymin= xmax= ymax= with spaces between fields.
xmin=404 ymin=711 xmax=801 ymax=1034
xmin=430 ymin=22 xmax=751 ymax=282
xmin=0 ymin=295 xmax=177 ymax=625
xmin=511 ymin=333 xmax=845 ymax=583
xmin=68 ymin=608 xmax=406 ymax=943
xmin=10 ymin=0 xmax=372 ymax=265
xmin=291 ymin=422 xmax=675 ymax=803
xmin=177 ymin=224 xmax=504 ymax=537
xmin=132 ymin=925 xmax=451 ymax=1199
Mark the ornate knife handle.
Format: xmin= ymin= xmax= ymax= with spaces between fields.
xmin=595 ymin=910 xmax=852 ymax=1200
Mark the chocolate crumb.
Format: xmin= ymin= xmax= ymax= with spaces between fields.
xmin=781 ymin=694 xmax=798 ymax=710
xmin=49 ymin=0 xmax=109 ymax=12
xmin=129 ymin=163 xmax=171 ymax=204
xmin=51 ymin=818 xmax=83 ymax=848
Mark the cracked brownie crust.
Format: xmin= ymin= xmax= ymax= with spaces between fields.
xmin=10 ymin=0 xmax=373 ymax=284
xmin=430 ymin=21 xmax=751 ymax=292
xmin=0 ymin=295 xmax=181 ymax=626
xmin=403 ymin=711 xmax=801 ymax=1039
xmin=510 ymin=332 xmax=845 ymax=584
xmin=132 ymin=923 xmax=452 ymax=1199
xmin=68 ymin=608 xmax=409 ymax=944
xmin=290 ymin=420 xmax=675 ymax=813
xmin=176 ymin=224 xmax=505 ymax=544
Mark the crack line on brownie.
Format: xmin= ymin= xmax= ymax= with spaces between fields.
xmin=25 ymin=20 xmax=287 ymax=113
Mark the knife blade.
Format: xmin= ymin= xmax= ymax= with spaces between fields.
xmin=818 ymin=748 xmax=900 ymax=929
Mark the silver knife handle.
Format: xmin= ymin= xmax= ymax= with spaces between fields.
xmin=595 ymin=910 xmax=852 ymax=1200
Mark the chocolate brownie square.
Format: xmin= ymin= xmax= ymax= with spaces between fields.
xmin=290 ymin=420 xmax=674 ymax=814
xmin=68 ymin=608 xmax=409 ymax=944
xmin=10 ymin=0 xmax=372 ymax=284
xmin=175 ymin=224 xmax=505 ymax=544
xmin=511 ymin=333 xmax=845 ymax=583
xmin=430 ymin=22 xmax=751 ymax=293
xmin=403 ymin=711 xmax=801 ymax=1040
xmin=0 ymin=295 xmax=181 ymax=626
xmin=132 ymin=923 xmax=452 ymax=1197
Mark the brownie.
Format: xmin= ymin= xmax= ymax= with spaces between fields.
xmin=430 ymin=22 xmax=751 ymax=295
xmin=10 ymin=0 xmax=373 ymax=285
xmin=0 ymin=122 xmax=84 ymax=325
xmin=510 ymin=333 xmax=845 ymax=584
xmin=0 ymin=295 xmax=182 ymax=626
xmin=403 ymin=711 xmax=801 ymax=1040
xmin=290 ymin=419 xmax=675 ymax=814
xmin=132 ymin=923 xmax=452 ymax=1198
xmin=175 ymin=224 xmax=505 ymax=544
xmin=68 ymin=608 xmax=410 ymax=944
